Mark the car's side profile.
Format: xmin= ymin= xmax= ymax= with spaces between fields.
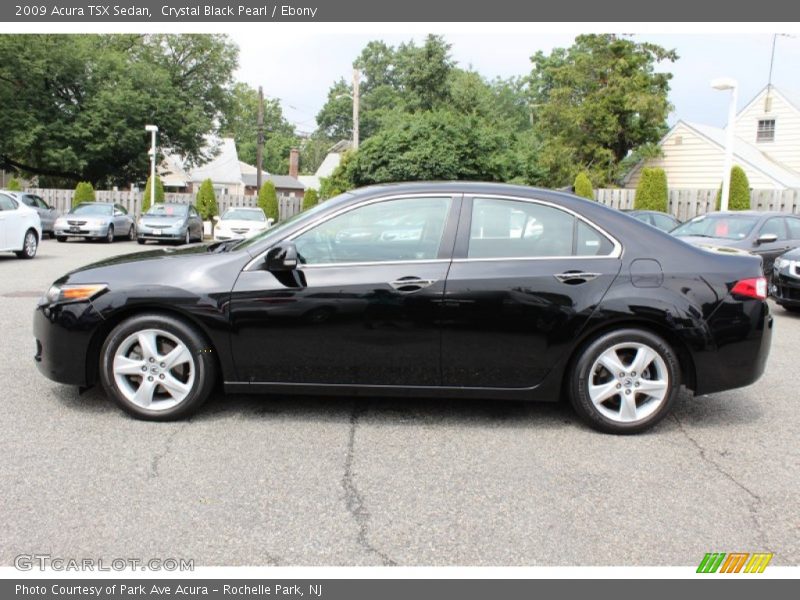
xmin=34 ymin=183 xmax=773 ymax=434
xmin=137 ymin=202 xmax=204 ymax=245
xmin=0 ymin=191 xmax=41 ymax=259
xmin=0 ymin=190 xmax=60 ymax=237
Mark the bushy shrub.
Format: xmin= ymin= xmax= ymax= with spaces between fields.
xmin=195 ymin=179 xmax=218 ymax=221
xmin=634 ymin=167 xmax=668 ymax=212
xmin=302 ymin=188 xmax=319 ymax=211
xmin=716 ymin=165 xmax=751 ymax=211
xmin=258 ymin=181 xmax=279 ymax=222
xmin=141 ymin=175 xmax=165 ymax=213
xmin=73 ymin=182 xmax=95 ymax=207
xmin=6 ymin=178 xmax=22 ymax=191
xmin=573 ymin=172 xmax=594 ymax=200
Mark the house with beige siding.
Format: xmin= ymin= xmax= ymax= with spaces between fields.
xmin=624 ymin=85 xmax=800 ymax=190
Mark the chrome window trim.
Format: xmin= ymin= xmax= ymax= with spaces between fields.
xmin=464 ymin=193 xmax=623 ymax=260
xmin=244 ymin=193 xmax=457 ymax=271
xmin=299 ymin=259 xmax=450 ymax=270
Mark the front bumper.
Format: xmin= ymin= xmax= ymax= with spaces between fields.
xmin=33 ymin=300 xmax=104 ymax=386
xmin=54 ymin=225 xmax=109 ymax=238
xmin=771 ymin=268 xmax=800 ymax=307
xmin=137 ymin=226 xmax=186 ymax=241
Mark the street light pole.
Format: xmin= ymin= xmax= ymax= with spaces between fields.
xmin=352 ymin=68 xmax=360 ymax=150
xmin=145 ymin=124 xmax=158 ymax=209
xmin=710 ymin=78 xmax=738 ymax=212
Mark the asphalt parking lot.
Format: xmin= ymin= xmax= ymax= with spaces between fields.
xmin=1 ymin=238 xmax=798 ymax=567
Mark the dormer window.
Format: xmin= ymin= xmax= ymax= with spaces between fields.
xmin=757 ymin=119 xmax=775 ymax=143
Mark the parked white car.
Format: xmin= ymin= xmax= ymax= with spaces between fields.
xmin=0 ymin=192 xmax=42 ymax=259
xmin=213 ymin=207 xmax=273 ymax=241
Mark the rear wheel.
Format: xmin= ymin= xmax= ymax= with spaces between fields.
xmin=569 ymin=329 xmax=681 ymax=434
xmin=15 ymin=229 xmax=38 ymax=259
xmin=99 ymin=314 xmax=217 ymax=420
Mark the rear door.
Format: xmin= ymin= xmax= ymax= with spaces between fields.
xmin=440 ymin=195 xmax=622 ymax=388
xmin=753 ymin=217 xmax=790 ymax=274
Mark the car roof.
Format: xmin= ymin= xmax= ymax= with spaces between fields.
xmin=225 ymin=206 xmax=262 ymax=211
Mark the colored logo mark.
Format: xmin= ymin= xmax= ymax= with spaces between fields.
xmin=697 ymin=552 xmax=773 ymax=573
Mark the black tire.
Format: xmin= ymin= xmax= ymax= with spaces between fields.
xmin=105 ymin=225 xmax=114 ymax=243
xmin=128 ymin=225 xmax=136 ymax=241
xmin=137 ymin=238 xmax=146 ymax=245
xmin=183 ymin=229 xmax=191 ymax=245
xmin=15 ymin=229 xmax=38 ymax=259
xmin=56 ymin=236 xmax=67 ymax=243
xmin=782 ymin=305 xmax=800 ymax=314
xmin=568 ymin=328 xmax=681 ymax=434
xmin=99 ymin=313 xmax=217 ymax=421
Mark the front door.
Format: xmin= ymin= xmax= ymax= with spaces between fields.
xmin=441 ymin=196 xmax=622 ymax=388
xmin=229 ymin=195 xmax=460 ymax=386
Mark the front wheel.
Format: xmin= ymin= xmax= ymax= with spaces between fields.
xmin=569 ymin=329 xmax=681 ymax=434
xmin=15 ymin=229 xmax=38 ymax=259
xmin=128 ymin=225 xmax=136 ymax=241
xmin=105 ymin=225 xmax=114 ymax=243
xmin=99 ymin=314 xmax=217 ymax=420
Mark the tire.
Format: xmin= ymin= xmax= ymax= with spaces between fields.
xmin=105 ymin=225 xmax=114 ymax=243
xmin=56 ymin=236 xmax=67 ymax=243
xmin=15 ymin=229 xmax=38 ymax=259
xmin=137 ymin=238 xmax=146 ymax=245
xmin=128 ymin=225 xmax=136 ymax=241
xmin=568 ymin=328 xmax=681 ymax=434
xmin=183 ymin=229 xmax=190 ymax=245
xmin=99 ymin=314 xmax=217 ymax=421
xmin=783 ymin=305 xmax=800 ymax=314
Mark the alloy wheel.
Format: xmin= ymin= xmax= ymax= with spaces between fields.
xmin=587 ymin=342 xmax=669 ymax=424
xmin=24 ymin=231 xmax=37 ymax=257
xmin=112 ymin=328 xmax=196 ymax=411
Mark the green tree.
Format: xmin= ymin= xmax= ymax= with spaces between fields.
xmin=194 ymin=179 xmax=218 ymax=221
xmin=72 ymin=181 xmax=95 ymax=207
xmin=574 ymin=172 xmax=594 ymax=200
xmin=6 ymin=177 xmax=22 ymax=191
xmin=0 ymin=34 xmax=237 ymax=186
xmin=258 ymin=181 xmax=279 ymax=222
xmin=302 ymin=188 xmax=319 ymax=211
xmin=529 ymin=34 xmax=677 ymax=186
xmin=634 ymin=168 xmax=669 ymax=212
xmin=141 ymin=174 xmax=165 ymax=213
xmin=716 ymin=165 xmax=751 ymax=211
xmin=319 ymin=151 xmax=356 ymax=199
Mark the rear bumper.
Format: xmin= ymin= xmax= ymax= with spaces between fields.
xmin=693 ymin=299 xmax=773 ymax=395
xmin=33 ymin=301 xmax=103 ymax=386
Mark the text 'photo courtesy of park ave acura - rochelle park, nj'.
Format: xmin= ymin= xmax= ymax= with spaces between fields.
xmin=0 ymin=15 xmax=799 ymax=591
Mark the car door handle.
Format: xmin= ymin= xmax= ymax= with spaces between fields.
xmin=389 ymin=276 xmax=437 ymax=293
xmin=554 ymin=271 xmax=601 ymax=284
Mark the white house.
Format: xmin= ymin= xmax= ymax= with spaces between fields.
xmin=297 ymin=140 xmax=352 ymax=191
xmin=624 ymin=85 xmax=800 ymax=190
xmin=159 ymin=138 xmax=246 ymax=195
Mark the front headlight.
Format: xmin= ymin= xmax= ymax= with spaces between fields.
xmin=45 ymin=283 xmax=108 ymax=304
xmin=774 ymin=257 xmax=788 ymax=270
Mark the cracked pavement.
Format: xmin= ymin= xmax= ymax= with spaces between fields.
xmin=0 ymin=240 xmax=797 ymax=566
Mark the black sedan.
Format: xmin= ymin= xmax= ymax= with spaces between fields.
xmin=671 ymin=210 xmax=800 ymax=276
xmin=34 ymin=183 xmax=773 ymax=434
xmin=771 ymin=248 xmax=800 ymax=312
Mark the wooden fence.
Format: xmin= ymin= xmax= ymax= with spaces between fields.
xmin=594 ymin=188 xmax=800 ymax=220
xmin=26 ymin=189 xmax=304 ymax=222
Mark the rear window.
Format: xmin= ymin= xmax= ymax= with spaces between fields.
xmin=468 ymin=198 xmax=615 ymax=258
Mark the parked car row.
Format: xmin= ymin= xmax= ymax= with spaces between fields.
xmin=0 ymin=191 xmax=42 ymax=259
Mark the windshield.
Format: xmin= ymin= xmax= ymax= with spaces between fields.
xmin=71 ymin=203 xmax=112 ymax=216
xmin=223 ymin=209 xmax=266 ymax=222
xmin=232 ymin=200 xmax=334 ymax=251
xmin=146 ymin=204 xmax=188 ymax=216
xmin=672 ymin=214 xmax=759 ymax=240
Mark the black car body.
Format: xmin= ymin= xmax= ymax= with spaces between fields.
xmin=671 ymin=210 xmax=800 ymax=276
xmin=34 ymin=183 xmax=773 ymax=433
xmin=623 ymin=210 xmax=681 ymax=232
xmin=771 ymin=247 xmax=800 ymax=311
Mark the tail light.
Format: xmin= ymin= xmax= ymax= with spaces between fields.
xmin=731 ymin=277 xmax=767 ymax=300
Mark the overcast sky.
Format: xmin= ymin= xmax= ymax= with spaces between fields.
xmin=232 ymin=32 xmax=800 ymax=135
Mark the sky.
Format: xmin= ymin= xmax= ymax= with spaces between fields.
xmin=232 ymin=31 xmax=800 ymax=135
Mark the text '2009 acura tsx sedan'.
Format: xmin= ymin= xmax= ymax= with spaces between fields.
xmin=34 ymin=183 xmax=773 ymax=434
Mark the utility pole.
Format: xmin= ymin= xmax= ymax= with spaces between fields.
xmin=352 ymin=68 xmax=360 ymax=150
xmin=256 ymin=86 xmax=265 ymax=189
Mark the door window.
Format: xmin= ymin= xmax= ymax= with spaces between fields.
xmin=759 ymin=218 xmax=787 ymax=240
xmin=785 ymin=217 xmax=800 ymax=239
xmin=468 ymin=197 xmax=614 ymax=258
xmin=33 ymin=196 xmax=49 ymax=209
xmin=294 ymin=196 xmax=452 ymax=265
xmin=0 ymin=194 xmax=17 ymax=211
xmin=652 ymin=214 xmax=677 ymax=231
xmin=21 ymin=195 xmax=35 ymax=207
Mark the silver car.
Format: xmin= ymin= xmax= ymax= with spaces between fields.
xmin=0 ymin=190 xmax=60 ymax=237
xmin=137 ymin=203 xmax=204 ymax=245
xmin=54 ymin=202 xmax=136 ymax=243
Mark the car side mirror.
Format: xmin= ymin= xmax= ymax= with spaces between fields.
xmin=265 ymin=242 xmax=299 ymax=272
xmin=756 ymin=233 xmax=778 ymax=245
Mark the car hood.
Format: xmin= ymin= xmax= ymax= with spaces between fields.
xmin=140 ymin=214 xmax=185 ymax=226
xmin=779 ymin=247 xmax=800 ymax=260
xmin=218 ymin=219 xmax=267 ymax=229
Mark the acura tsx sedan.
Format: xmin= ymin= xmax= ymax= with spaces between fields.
xmin=33 ymin=183 xmax=773 ymax=434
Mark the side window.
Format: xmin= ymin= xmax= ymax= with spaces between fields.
xmin=652 ymin=214 xmax=677 ymax=231
xmin=0 ymin=194 xmax=17 ymax=211
xmin=468 ymin=197 xmax=613 ymax=258
xmin=116 ymin=205 xmax=127 ymax=215
xmin=759 ymin=218 xmax=787 ymax=240
xmin=189 ymin=206 xmax=198 ymax=217
xmin=294 ymin=196 xmax=452 ymax=265
xmin=33 ymin=196 xmax=49 ymax=209
xmin=786 ymin=217 xmax=800 ymax=240
xmin=21 ymin=195 xmax=35 ymax=207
